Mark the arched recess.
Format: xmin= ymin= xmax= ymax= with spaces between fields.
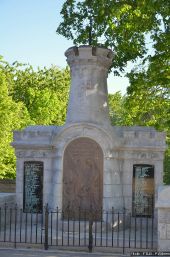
xmin=62 ymin=137 xmax=103 ymax=219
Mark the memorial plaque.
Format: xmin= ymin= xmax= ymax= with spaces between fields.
xmin=23 ymin=161 xmax=43 ymax=213
xmin=63 ymin=138 xmax=103 ymax=220
xmin=132 ymin=164 xmax=154 ymax=216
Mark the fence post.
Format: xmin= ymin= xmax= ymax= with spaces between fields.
xmin=88 ymin=209 xmax=93 ymax=253
xmin=4 ymin=203 xmax=7 ymax=242
xmin=123 ymin=210 xmax=125 ymax=255
xmin=44 ymin=204 xmax=49 ymax=250
xmin=14 ymin=204 xmax=17 ymax=248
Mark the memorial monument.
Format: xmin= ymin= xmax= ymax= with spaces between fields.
xmin=12 ymin=45 xmax=166 ymax=218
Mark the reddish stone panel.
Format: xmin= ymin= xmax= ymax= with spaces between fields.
xmin=63 ymin=138 xmax=103 ymax=219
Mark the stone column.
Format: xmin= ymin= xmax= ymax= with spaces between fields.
xmin=156 ymin=186 xmax=170 ymax=251
xmin=65 ymin=46 xmax=113 ymax=126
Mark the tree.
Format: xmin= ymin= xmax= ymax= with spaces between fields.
xmin=10 ymin=64 xmax=70 ymax=125
xmin=124 ymin=64 xmax=170 ymax=184
xmin=0 ymin=58 xmax=70 ymax=179
xmin=123 ymin=7 xmax=170 ymax=184
xmin=0 ymin=58 xmax=31 ymax=179
xmin=57 ymin=0 xmax=170 ymax=74
xmin=108 ymin=92 xmax=126 ymax=125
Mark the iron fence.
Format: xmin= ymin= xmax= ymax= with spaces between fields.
xmin=0 ymin=204 xmax=157 ymax=254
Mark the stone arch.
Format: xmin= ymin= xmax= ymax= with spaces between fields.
xmin=62 ymin=137 xmax=103 ymax=218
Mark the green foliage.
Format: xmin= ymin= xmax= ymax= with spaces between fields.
xmin=164 ymin=145 xmax=170 ymax=185
xmin=3 ymin=62 xmax=70 ymax=125
xmin=0 ymin=61 xmax=31 ymax=179
xmin=57 ymin=0 xmax=170 ymax=74
xmin=108 ymin=92 xmax=126 ymax=125
xmin=108 ymin=88 xmax=170 ymax=185
xmin=123 ymin=4 xmax=170 ymax=183
xmin=0 ymin=58 xmax=70 ymax=179
xmin=124 ymin=74 xmax=169 ymax=129
xmin=123 ymin=70 xmax=170 ymax=184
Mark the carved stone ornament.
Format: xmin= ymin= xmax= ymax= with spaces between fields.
xmin=16 ymin=150 xmax=53 ymax=158
xmin=133 ymin=151 xmax=159 ymax=160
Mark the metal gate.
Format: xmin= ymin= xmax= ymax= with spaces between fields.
xmin=0 ymin=204 xmax=157 ymax=254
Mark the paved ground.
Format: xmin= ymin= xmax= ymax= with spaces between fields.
xmin=0 ymin=248 xmax=123 ymax=257
xmin=0 ymin=248 xmax=168 ymax=257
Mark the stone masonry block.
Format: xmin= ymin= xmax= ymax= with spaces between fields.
xmin=103 ymin=196 xmax=123 ymax=211
xmin=123 ymin=185 xmax=132 ymax=197
xmin=158 ymin=209 xmax=170 ymax=223
xmin=53 ymin=170 xmax=62 ymax=184
xmin=103 ymin=184 xmax=122 ymax=198
xmin=158 ymin=223 xmax=167 ymax=239
xmin=167 ymin=224 xmax=170 ymax=239
xmin=124 ymin=197 xmax=132 ymax=211
xmin=156 ymin=186 xmax=170 ymax=208
xmin=104 ymin=169 xmax=121 ymax=185
xmin=158 ymin=239 xmax=170 ymax=251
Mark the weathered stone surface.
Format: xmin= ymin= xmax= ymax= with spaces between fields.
xmin=156 ymin=186 xmax=170 ymax=251
xmin=103 ymin=184 xmax=122 ymax=198
xmin=103 ymin=196 xmax=123 ymax=211
xmin=0 ymin=179 xmax=16 ymax=193
xmin=158 ymin=239 xmax=170 ymax=251
xmin=158 ymin=209 xmax=170 ymax=223
xmin=63 ymin=137 xmax=103 ymax=217
xmin=158 ymin=223 xmax=167 ymax=239
xmin=123 ymin=185 xmax=132 ymax=197
xmin=0 ymin=193 xmax=16 ymax=207
xmin=104 ymin=169 xmax=121 ymax=185
xmin=156 ymin=186 xmax=170 ymax=208
xmin=65 ymin=46 xmax=113 ymax=127
xmin=167 ymin=224 xmax=170 ymax=239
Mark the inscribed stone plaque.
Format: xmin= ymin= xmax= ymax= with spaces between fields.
xmin=132 ymin=164 xmax=154 ymax=216
xmin=63 ymin=138 xmax=103 ymax=220
xmin=23 ymin=161 xmax=43 ymax=213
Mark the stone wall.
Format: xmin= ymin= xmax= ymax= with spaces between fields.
xmin=156 ymin=186 xmax=170 ymax=251
xmin=0 ymin=193 xmax=16 ymax=226
xmin=0 ymin=179 xmax=16 ymax=193
xmin=0 ymin=193 xmax=16 ymax=207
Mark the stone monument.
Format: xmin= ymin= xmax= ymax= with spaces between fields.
xmin=12 ymin=46 xmax=166 ymax=218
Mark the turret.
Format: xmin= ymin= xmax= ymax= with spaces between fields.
xmin=65 ymin=45 xmax=113 ymax=126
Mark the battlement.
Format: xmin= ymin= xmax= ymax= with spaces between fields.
xmin=11 ymin=126 xmax=62 ymax=148
xmin=65 ymin=45 xmax=113 ymax=68
xmin=121 ymin=126 xmax=166 ymax=148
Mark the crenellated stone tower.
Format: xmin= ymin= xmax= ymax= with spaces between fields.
xmin=65 ymin=46 xmax=113 ymax=126
xmin=12 ymin=46 xmax=166 ymax=219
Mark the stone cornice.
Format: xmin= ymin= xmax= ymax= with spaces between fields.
xmin=114 ymin=146 xmax=167 ymax=152
xmin=11 ymin=142 xmax=54 ymax=150
xmin=15 ymin=148 xmax=55 ymax=158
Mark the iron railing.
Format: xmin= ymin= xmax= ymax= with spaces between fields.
xmin=0 ymin=204 xmax=157 ymax=254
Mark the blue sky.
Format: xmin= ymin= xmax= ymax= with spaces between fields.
xmin=0 ymin=0 xmax=129 ymax=94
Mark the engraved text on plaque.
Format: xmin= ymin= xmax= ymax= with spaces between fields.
xmin=24 ymin=161 xmax=43 ymax=213
xmin=132 ymin=164 xmax=154 ymax=216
